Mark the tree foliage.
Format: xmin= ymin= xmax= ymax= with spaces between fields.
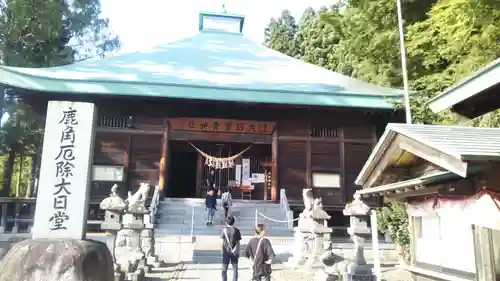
xmin=265 ymin=1 xmax=500 ymax=251
xmin=264 ymin=0 xmax=500 ymax=126
xmin=264 ymin=10 xmax=299 ymax=58
xmin=0 ymin=0 xmax=121 ymax=195
xmin=0 ymin=0 xmax=120 ymax=67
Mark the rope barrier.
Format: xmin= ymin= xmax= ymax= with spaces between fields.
xmin=256 ymin=210 xmax=300 ymax=223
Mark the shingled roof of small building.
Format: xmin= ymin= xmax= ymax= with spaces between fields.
xmin=355 ymin=123 xmax=500 ymax=188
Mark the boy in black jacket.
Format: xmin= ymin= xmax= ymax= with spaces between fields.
xmin=205 ymin=188 xmax=217 ymax=225
xmin=244 ymin=224 xmax=275 ymax=281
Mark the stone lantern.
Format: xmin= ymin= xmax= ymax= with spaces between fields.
xmin=342 ymin=194 xmax=375 ymax=281
xmin=100 ymin=184 xmax=126 ymax=231
xmin=99 ymin=184 xmax=127 ymax=281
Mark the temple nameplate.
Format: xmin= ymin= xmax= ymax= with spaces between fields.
xmin=168 ymin=118 xmax=276 ymax=135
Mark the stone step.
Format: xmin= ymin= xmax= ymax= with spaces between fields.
xmin=156 ymin=224 xmax=291 ymax=233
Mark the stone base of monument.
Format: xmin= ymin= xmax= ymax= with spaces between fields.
xmin=127 ymin=268 xmax=145 ymax=281
xmin=346 ymin=273 xmax=376 ymax=281
xmin=0 ymin=239 xmax=114 ymax=281
xmin=114 ymin=271 xmax=125 ymax=281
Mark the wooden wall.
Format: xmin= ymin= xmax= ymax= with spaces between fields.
xmin=92 ymin=117 xmax=164 ymax=196
xmin=90 ymin=100 xmax=390 ymax=206
xmin=278 ymin=121 xmax=376 ymax=208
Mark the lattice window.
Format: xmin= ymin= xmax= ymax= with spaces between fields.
xmin=97 ymin=115 xmax=133 ymax=128
xmin=310 ymin=126 xmax=339 ymax=138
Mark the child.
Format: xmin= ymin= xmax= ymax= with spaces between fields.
xmin=205 ymin=188 xmax=217 ymax=225
xmin=221 ymin=187 xmax=233 ymax=219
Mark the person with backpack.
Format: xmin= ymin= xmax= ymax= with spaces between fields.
xmin=244 ymin=224 xmax=275 ymax=281
xmin=221 ymin=187 xmax=233 ymax=219
xmin=205 ymin=188 xmax=217 ymax=225
xmin=221 ymin=216 xmax=241 ymax=281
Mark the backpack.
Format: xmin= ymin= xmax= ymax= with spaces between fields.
xmin=222 ymin=192 xmax=232 ymax=208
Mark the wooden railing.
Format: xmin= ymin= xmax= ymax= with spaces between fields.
xmin=148 ymin=185 xmax=161 ymax=224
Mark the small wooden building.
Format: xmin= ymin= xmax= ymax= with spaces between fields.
xmin=355 ymin=60 xmax=500 ymax=281
xmin=0 ymin=12 xmax=401 ymax=217
xmin=428 ymin=57 xmax=500 ymax=119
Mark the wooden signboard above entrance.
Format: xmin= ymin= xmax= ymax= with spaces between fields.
xmin=169 ymin=118 xmax=276 ymax=135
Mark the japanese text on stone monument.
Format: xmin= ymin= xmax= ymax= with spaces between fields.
xmin=32 ymin=101 xmax=96 ymax=239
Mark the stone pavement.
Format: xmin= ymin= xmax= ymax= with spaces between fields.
xmin=146 ymin=260 xmax=413 ymax=281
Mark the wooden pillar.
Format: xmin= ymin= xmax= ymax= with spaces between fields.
xmin=196 ymin=154 xmax=203 ymax=197
xmin=340 ymin=127 xmax=346 ymax=203
xmin=372 ymin=125 xmax=383 ymax=206
xmin=306 ymin=139 xmax=312 ymax=190
xmin=271 ymin=130 xmax=279 ymax=202
xmin=124 ymin=136 xmax=132 ymax=195
xmin=158 ymin=121 xmax=169 ymax=197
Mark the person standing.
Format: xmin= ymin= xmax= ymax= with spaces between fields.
xmin=207 ymin=169 xmax=216 ymax=188
xmin=244 ymin=224 xmax=275 ymax=281
xmin=205 ymin=188 xmax=217 ymax=225
xmin=221 ymin=216 xmax=241 ymax=281
xmin=221 ymin=187 xmax=233 ymax=219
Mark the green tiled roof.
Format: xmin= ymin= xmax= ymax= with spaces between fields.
xmin=0 ymin=30 xmax=402 ymax=108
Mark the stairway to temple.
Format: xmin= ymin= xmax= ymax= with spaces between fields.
xmin=153 ymin=198 xmax=294 ymax=263
xmin=155 ymin=198 xmax=293 ymax=237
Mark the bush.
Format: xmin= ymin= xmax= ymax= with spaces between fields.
xmin=376 ymin=201 xmax=410 ymax=260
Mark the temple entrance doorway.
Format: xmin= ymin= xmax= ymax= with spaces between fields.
xmin=167 ymin=140 xmax=272 ymax=200
xmin=166 ymin=146 xmax=198 ymax=198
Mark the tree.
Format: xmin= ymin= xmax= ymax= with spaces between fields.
xmin=264 ymin=10 xmax=300 ymax=58
xmin=267 ymin=0 xmax=498 ymax=124
xmin=0 ymin=0 xmax=120 ymax=66
xmin=0 ymin=0 xmax=121 ymax=196
xmin=406 ymin=0 xmax=500 ymax=125
xmin=264 ymin=0 xmax=500 ymax=261
xmin=296 ymin=7 xmax=343 ymax=71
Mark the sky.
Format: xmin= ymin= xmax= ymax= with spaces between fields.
xmin=100 ymin=0 xmax=337 ymax=52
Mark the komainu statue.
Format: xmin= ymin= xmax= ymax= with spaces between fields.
xmin=302 ymin=188 xmax=314 ymax=215
xmin=126 ymin=182 xmax=151 ymax=213
xmin=127 ymin=182 xmax=150 ymax=205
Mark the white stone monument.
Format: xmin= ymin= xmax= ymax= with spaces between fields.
xmin=32 ymin=101 xmax=97 ymax=240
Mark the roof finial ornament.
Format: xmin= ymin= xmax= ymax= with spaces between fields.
xmin=222 ymin=1 xmax=228 ymax=13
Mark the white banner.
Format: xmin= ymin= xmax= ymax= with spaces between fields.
xmin=242 ymin=158 xmax=251 ymax=186
xmin=235 ymin=164 xmax=242 ymax=186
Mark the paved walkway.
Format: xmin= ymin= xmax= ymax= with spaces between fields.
xmin=146 ymin=261 xmax=412 ymax=281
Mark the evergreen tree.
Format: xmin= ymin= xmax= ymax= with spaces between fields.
xmin=264 ymin=10 xmax=300 ymax=57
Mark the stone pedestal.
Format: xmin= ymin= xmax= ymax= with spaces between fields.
xmin=141 ymin=226 xmax=162 ymax=268
xmin=116 ymin=202 xmax=150 ymax=278
xmin=100 ymin=184 xmax=157 ymax=281
xmin=287 ymin=190 xmax=333 ymax=269
xmin=0 ymin=239 xmax=113 ymax=281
